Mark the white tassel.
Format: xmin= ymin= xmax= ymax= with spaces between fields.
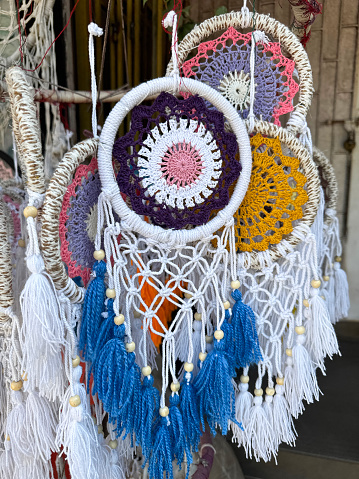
xmin=6 ymin=390 xmax=33 ymax=463
xmin=132 ymin=317 xmax=157 ymax=371
xmin=0 ymin=439 xmax=15 ymax=478
xmin=334 ymin=262 xmax=350 ymax=320
xmin=272 ymin=384 xmax=296 ymax=446
xmin=20 ymin=254 xmax=66 ymax=401
xmin=311 ymin=187 xmax=325 ymax=263
xmin=24 ymin=390 xmax=57 ymax=462
xmin=284 ymin=355 xmax=304 ymax=418
xmin=231 ymin=380 xmax=252 ymax=446
xmin=323 ymin=274 xmax=336 ymax=324
xmin=292 ymin=336 xmax=321 ymax=406
xmin=56 ymin=366 xmax=102 ymax=479
xmin=245 ymin=394 xmax=277 ymax=462
xmin=175 ymin=308 xmax=192 ymax=362
xmin=192 ymin=320 xmax=202 ymax=376
xmin=305 ymin=288 xmax=340 ymax=371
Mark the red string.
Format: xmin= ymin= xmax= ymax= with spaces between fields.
xmin=89 ymin=0 xmax=92 ymax=22
xmin=18 ymin=0 xmax=81 ymax=72
xmin=161 ymin=0 xmax=183 ymax=35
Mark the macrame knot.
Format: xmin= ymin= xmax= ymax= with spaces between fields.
xmin=0 ymin=305 xmax=16 ymax=321
xmin=88 ymin=22 xmax=103 ymax=37
xmin=325 ymin=208 xmax=336 ymax=219
xmin=241 ymin=5 xmax=251 ymax=28
xmin=27 ymin=190 xmax=45 ymax=209
xmin=26 ymin=253 xmax=45 ymax=274
xmin=252 ymin=30 xmax=269 ymax=45
xmin=162 ymin=10 xmax=176 ymax=29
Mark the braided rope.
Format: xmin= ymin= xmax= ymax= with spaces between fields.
xmin=5 ymin=67 xmax=46 ymax=194
xmin=0 ymin=199 xmax=14 ymax=321
xmin=41 ymin=139 xmax=98 ymax=303
xmin=238 ymin=121 xmax=320 ymax=270
xmin=166 ymin=11 xmax=313 ymax=135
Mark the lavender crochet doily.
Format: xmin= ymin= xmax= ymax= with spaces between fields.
xmin=113 ymin=92 xmax=241 ymax=230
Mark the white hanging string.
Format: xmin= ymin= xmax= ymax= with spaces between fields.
xmin=88 ymin=22 xmax=104 ymax=139
xmin=162 ymin=11 xmax=180 ymax=92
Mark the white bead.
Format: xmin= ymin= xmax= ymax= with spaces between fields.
xmin=106 ymin=288 xmax=116 ymax=298
xmin=23 ymin=206 xmax=38 ymax=218
xmin=303 ymin=299 xmax=309 ymax=308
xmin=159 ymin=406 xmax=169 ymax=417
xmin=276 ymin=377 xmax=284 ymax=385
xmin=240 ymin=375 xmax=249 ymax=384
xmin=223 ymin=300 xmax=230 ymax=310
xmin=194 ymin=312 xmax=202 ymax=321
xmin=231 ymin=280 xmax=241 ymax=289
xmin=93 ymin=249 xmax=105 ymax=261
xmin=109 ymin=440 xmax=118 ymax=449
xmin=72 ymin=355 xmax=81 ymax=367
xmin=254 ymin=388 xmax=263 ymax=397
xmin=125 ymin=342 xmax=135 ymax=352
xmin=311 ymin=279 xmax=321 ymax=289
xmin=114 ymin=314 xmax=125 ymax=325
xmin=285 ymin=348 xmax=292 ymax=357
xmin=142 ymin=366 xmax=151 ymax=377
xmin=295 ymin=325 xmax=305 ymax=335
xmin=184 ymin=362 xmax=193 ymax=372
xmin=184 ymin=292 xmax=192 ymax=299
xmin=170 ymin=382 xmax=180 ymax=392
xmin=214 ymin=330 xmax=224 ymax=340
xmin=265 ymin=387 xmax=275 ymax=396
xmin=199 ymin=352 xmax=207 ymax=362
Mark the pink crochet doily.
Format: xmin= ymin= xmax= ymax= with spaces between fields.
xmin=181 ymin=27 xmax=299 ymax=126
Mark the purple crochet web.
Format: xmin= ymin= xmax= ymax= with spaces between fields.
xmin=112 ymin=92 xmax=241 ymax=230
xmin=66 ymin=170 xmax=102 ymax=271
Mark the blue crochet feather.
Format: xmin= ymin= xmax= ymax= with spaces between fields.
xmin=179 ymin=372 xmax=202 ymax=451
xmin=149 ymin=416 xmax=173 ymax=479
xmin=136 ymin=375 xmax=160 ymax=463
xmin=79 ymin=260 xmax=107 ymax=362
xmin=231 ymin=289 xmax=262 ymax=368
xmin=169 ymin=393 xmax=192 ymax=476
xmin=193 ymin=336 xmax=238 ymax=435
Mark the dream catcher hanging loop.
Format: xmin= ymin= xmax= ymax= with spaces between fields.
xmin=98 ymin=76 xmax=252 ymax=245
xmin=167 ymin=10 xmax=313 ymax=135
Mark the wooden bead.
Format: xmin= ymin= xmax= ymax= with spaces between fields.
xmin=10 ymin=380 xmax=23 ymax=391
xmin=93 ymin=249 xmax=105 ymax=261
xmin=323 ymin=275 xmax=330 ymax=282
xmin=184 ymin=292 xmax=192 ymax=299
xmin=311 ymin=279 xmax=321 ymax=289
xmin=69 ymin=395 xmax=81 ymax=407
xmin=295 ymin=325 xmax=305 ymax=335
xmin=194 ymin=312 xmax=202 ymax=321
xmin=133 ymin=310 xmax=141 ymax=318
xmin=223 ymin=300 xmax=230 ymax=310
xmin=6 ymin=435 xmax=10 ymax=441
xmin=199 ymin=352 xmax=207 ymax=362
xmin=240 ymin=375 xmax=249 ymax=384
xmin=285 ymin=348 xmax=292 ymax=357
xmin=114 ymin=314 xmax=125 ymax=325
xmin=170 ymin=382 xmax=180 ymax=392
xmin=214 ymin=329 xmax=224 ymax=340
xmin=265 ymin=387 xmax=275 ymax=396
xmin=254 ymin=388 xmax=263 ymax=397
xmin=276 ymin=377 xmax=284 ymax=385
xmin=142 ymin=366 xmax=152 ymax=377
xmin=335 ymin=256 xmax=342 ymax=262
xmin=303 ymin=299 xmax=310 ymax=308
xmin=231 ymin=280 xmax=241 ymax=289
xmin=184 ymin=362 xmax=194 ymax=372
xmin=205 ymin=335 xmax=213 ymax=343
xmin=18 ymin=239 xmax=25 ymax=248
xmin=109 ymin=440 xmax=118 ymax=449
xmin=23 ymin=206 xmax=38 ymax=218
xmin=125 ymin=342 xmax=135 ymax=353
xmin=72 ymin=355 xmax=81 ymax=367
xmin=22 ymin=372 xmax=28 ymax=382
xmin=97 ymin=424 xmax=103 ymax=433
xmin=159 ymin=406 xmax=169 ymax=417
xmin=106 ymin=288 xmax=116 ymax=298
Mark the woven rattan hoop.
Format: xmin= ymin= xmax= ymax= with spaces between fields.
xmin=0 ymin=199 xmax=14 ymax=320
xmin=42 ymin=138 xmax=98 ymax=303
xmin=312 ymin=147 xmax=338 ymax=223
xmin=166 ymin=11 xmax=313 ymax=135
xmin=5 ymin=67 xmax=45 ymax=194
xmin=239 ymin=121 xmax=320 ymax=270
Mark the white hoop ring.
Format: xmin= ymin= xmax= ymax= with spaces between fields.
xmin=97 ymin=77 xmax=252 ymax=246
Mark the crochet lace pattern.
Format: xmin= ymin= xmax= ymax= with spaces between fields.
xmin=181 ymin=27 xmax=299 ymax=126
xmin=113 ymin=91 xmax=241 ymax=229
xmin=235 ymin=133 xmax=308 ymax=252
xmin=59 ymin=157 xmax=101 ymax=286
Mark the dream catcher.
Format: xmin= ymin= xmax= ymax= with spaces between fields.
xmin=312 ymin=147 xmax=349 ymax=323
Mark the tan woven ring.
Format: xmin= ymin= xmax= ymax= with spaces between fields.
xmin=5 ymin=67 xmax=45 ymax=194
xmin=0 ymin=199 xmax=14 ymax=321
xmin=166 ymin=11 xmax=313 ymax=135
xmin=239 ymin=121 xmax=320 ymax=270
xmin=41 ymin=138 xmax=99 ymax=303
xmin=312 ymin=146 xmax=338 ymax=220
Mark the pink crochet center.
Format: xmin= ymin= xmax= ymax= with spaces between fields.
xmin=181 ymin=27 xmax=299 ymax=126
xmin=161 ymin=142 xmax=203 ymax=189
xmin=59 ymin=157 xmax=98 ymax=287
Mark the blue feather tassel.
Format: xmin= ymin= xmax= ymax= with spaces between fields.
xmin=136 ymin=375 xmax=160 ymax=463
xmin=231 ymin=289 xmax=262 ymax=368
xmin=79 ymin=260 xmax=107 ymax=361
xmin=149 ymin=416 xmax=173 ymax=479
xmin=193 ymin=335 xmax=238 ymax=435
xmin=169 ymin=393 xmax=192 ymax=476
xmin=180 ymin=372 xmax=202 ymax=451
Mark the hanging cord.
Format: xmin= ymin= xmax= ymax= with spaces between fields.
xmin=11 ymin=131 xmax=20 ymax=182
xmin=97 ymin=0 xmax=114 ymax=104
xmin=162 ymin=11 xmax=180 ymax=92
xmin=88 ymin=22 xmax=104 ymax=138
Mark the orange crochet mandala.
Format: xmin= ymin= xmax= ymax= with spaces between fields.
xmin=236 ymin=133 xmax=308 ymax=252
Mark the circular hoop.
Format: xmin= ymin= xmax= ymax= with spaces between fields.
xmin=98 ymin=77 xmax=252 ymax=245
xmin=312 ymin=147 xmax=338 ymax=220
xmin=166 ymin=11 xmax=313 ymax=135
xmin=238 ymin=121 xmax=320 ymax=270
xmin=42 ymin=139 xmax=98 ymax=303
